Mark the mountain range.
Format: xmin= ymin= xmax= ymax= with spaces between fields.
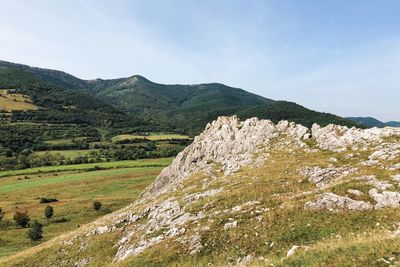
xmin=0 ymin=60 xmax=362 ymax=133
xmin=347 ymin=117 xmax=400 ymax=128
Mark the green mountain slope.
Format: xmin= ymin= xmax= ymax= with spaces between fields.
xmin=0 ymin=60 xmax=363 ymax=133
xmin=0 ymin=67 xmax=135 ymax=127
xmin=239 ymin=101 xmax=361 ymax=128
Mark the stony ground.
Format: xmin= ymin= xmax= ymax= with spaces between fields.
xmin=2 ymin=116 xmax=400 ymax=267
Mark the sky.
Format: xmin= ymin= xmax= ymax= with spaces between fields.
xmin=0 ymin=0 xmax=399 ymax=121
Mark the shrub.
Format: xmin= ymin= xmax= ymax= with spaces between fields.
xmin=27 ymin=220 xmax=43 ymax=241
xmin=93 ymin=201 xmax=102 ymax=211
xmin=52 ymin=217 xmax=69 ymax=223
xmin=39 ymin=197 xmax=58 ymax=204
xmin=13 ymin=211 xmax=30 ymax=228
xmin=44 ymin=206 xmax=54 ymax=220
xmin=0 ymin=208 xmax=4 ymax=221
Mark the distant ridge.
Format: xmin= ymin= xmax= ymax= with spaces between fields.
xmin=347 ymin=117 xmax=400 ymax=128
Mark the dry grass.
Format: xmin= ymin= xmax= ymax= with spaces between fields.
xmin=0 ymin=89 xmax=39 ymax=112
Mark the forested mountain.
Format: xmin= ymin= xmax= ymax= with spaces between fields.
xmin=239 ymin=101 xmax=361 ymax=128
xmin=347 ymin=117 xmax=400 ymax=128
xmin=0 ymin=60 xmax=362 ymax=133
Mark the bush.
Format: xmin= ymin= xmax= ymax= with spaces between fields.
xmin=27 ymin=220 xmax=43 ymax=241
xmin=44 ymin=206 xmax=54 ymax=220
xmin=13 ymin=211 xmax=30 ymax=228
xmin=52 ymin=217 xmax=69 ymax=223
xmin=93 ymin=201 xmax=102 ymax=211
xmin=0 ymin=208 xmax=4 ymax=221
xmin=39 ymin=197 xmax=58 ymax=204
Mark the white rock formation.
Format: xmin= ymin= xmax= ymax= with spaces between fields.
xmin=305 ymin=193 xmax=372 ymax=211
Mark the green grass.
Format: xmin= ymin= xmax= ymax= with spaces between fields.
xmin=111 ymin=133 xmax=191 ymax=142
xmin=0 ymin=158 xmax=168 ymax=258
xmin=33 ymin=149 xmax=98 ymax=158
xmin=0 ymin=167 xmax=161 ymax=194
xmin=43 ymin=137 xmax=87 ymax=145
xmin=0 ymin=158 xmax=172 ymax=178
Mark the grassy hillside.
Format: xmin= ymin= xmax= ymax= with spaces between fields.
xmin=239 ymin=101 xmax=361 ymax=128
xmin=2 ymin=130 xmax=400 ymax=266
xmin=0 ymin=89 xmax=39 ymax=112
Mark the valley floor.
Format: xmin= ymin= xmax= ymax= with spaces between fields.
xmin=0 ymin=158 xmax=171 ymax=258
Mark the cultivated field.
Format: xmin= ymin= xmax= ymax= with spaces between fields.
xmin=111 ymin=133 xmax=191 ymax=142
xmin=0 ymin=158 xmax=172 ymax=258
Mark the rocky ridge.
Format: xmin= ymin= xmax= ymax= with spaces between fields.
xmin=4 ymin=116 xmax=400 ymax=267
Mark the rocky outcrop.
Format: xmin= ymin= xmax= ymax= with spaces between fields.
xmin=299 ymin=166 xmax=357 ymax=188
xmin=144 ymin=116 xmax=312 ymax=198
xmin=305 ymin=193 xmax=372 ymax=211
xmin=369 ymin=189 xmax=400 ymax=209
xmin=311 ymin=124 xmax=400 ymax=152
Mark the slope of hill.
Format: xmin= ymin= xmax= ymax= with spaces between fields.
xmin=0 ymin=60 xmax=361 ymax=134
xmin=239 ymin=101 xmax=361 ymax=128
xmin=347 ymin=116 xmax=400 ymax=128
xmin=3 ymin=116 xmax=400 ymax=266
xmin=0 ymin=66 xmax=144 ymax=127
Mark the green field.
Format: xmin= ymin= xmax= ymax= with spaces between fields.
xmin=44 ymin=137 xmax=87 ymax=145
xmin=0 ymin=158 xmax=171 ymax=258
xmin=0 ymin=158 xmax=172 ymax=178
xmin=111 ymin=133 xmax=191 ymax=142
xmin=33 ymin=149 xmax=98 ymax=158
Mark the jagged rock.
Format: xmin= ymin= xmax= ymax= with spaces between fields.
xmin=184 ymin=189 xmax=223 ymax=202
xmin=347 ymin=189 xmax=363 ymax=196
xmin=356 ymin=175 xmax=393 ymax=191
xmin=389 ymin=163 xmax=400 ymax=170
xmin=189 ymin=233 xmax=203 ymax=255
xmin=299 ymin=166 xmax=356 ymax=188
xmin=369 ymin=188 xmax=400 ymax=209
xmin=144 ymin=117 xmax=316 ymax=199
xmin=369 ymin=143 xmax=400 ymax=161
xmin=285 ymin=245 xmax=310 ymax=258
xmin=224 ymin=220 xmax=238 ymax=229
xmin=311 ymin=124 xmax=400 ymax=152
xmin=305 ymin=193 xmax=372 ymax=211
xmin=392 ymin=175 xmax=400 ymax=182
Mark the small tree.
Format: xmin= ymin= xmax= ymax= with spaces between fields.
xmin=0 ymin=208 xmax=4 ymax=221
xmin=44 ymin=206 xmax=54 ymax=220
xmin=27 ymin=220 xmax=43 ymax=241
xmin=13 ymin=211 xmax=30 ymax=228
xmin=93 ymin=201 xmax=102 ymax=211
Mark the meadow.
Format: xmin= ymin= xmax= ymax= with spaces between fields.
xmin=0 ymin=89 xmax=39 ymax=112
xmin=0 ymin=157 xmax=172 ymax=258
xmin=111 ymin=133 xmax=191 ymax=142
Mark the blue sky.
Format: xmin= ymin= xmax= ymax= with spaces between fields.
xmin=0 ymin=0 xmax=399 ymax=121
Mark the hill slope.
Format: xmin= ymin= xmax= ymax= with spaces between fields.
xmin=0 ymin=66 xmax=144 ymax=127
xmin=0 ymin=60 xmax=361 ymax=134
xmin=3 ymin=116 xmax=400 ymax=266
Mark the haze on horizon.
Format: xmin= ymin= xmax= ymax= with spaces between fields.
xmin=0 ymin=0 xmax=399 ymax=121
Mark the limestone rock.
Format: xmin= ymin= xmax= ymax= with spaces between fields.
xmin=305 ymin=193 xmax=372 ymax=211
xmin=369 ymin=188 xmax=400 ymax=209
